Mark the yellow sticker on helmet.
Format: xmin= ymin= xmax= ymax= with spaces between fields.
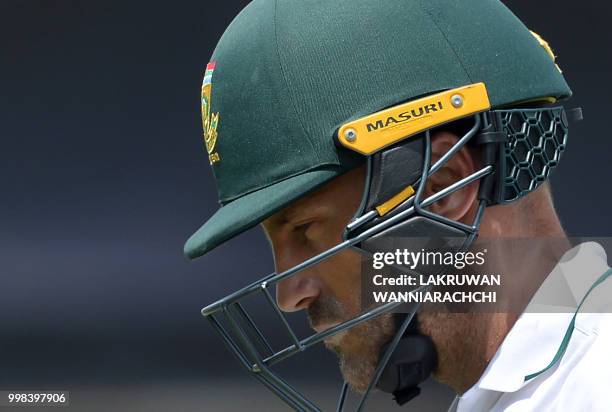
xmin=530 ymin=30 xmax=562 ymax=74
xmin=337 ymin=82 xmax=491 ymax=155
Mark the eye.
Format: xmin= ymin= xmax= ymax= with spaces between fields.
xmin=292 ymin=218 xmax=322 ymax=241
xmin=293 ymin=219 xmax=315 ymax=234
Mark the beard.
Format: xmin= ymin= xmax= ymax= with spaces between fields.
xmin=307 ymin=295 xmax=396 ymax=393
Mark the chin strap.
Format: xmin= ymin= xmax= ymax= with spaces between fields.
xmin=376 ymin=314 xmax=438 ymax=406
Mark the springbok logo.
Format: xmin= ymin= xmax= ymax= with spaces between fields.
xmin=202 ymin=61 xmax=220 ymax=164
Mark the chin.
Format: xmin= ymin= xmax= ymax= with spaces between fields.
xmin=340 ymin=353 xmax=379 ymax=393
xmin=323 ymin=315 xmax=396 ymax=393
xmin=324 ymin=336 xmax=377 ymax=393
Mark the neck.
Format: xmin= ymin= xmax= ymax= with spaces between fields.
xmin=421 ymin=188 xmax=570 ymax=394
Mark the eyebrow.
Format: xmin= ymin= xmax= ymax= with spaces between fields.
xmin=263 ymin=204 xmax=304 ymax=227
xmin=283 ymin=206 xmax=311 ymax=225
xmin=286 ymin=200 xmax=329 ymax=225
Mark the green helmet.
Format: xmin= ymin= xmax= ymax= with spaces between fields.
xmin=185 ymin=0 xmax=571 ymax=259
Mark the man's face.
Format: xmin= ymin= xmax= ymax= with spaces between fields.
xmin=261 ymin=166 xmax=395 ymax=392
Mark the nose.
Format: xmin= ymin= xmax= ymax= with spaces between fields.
xmin=276 ymin=274 xmax=322 ymax=312
xmin=269 ymin=231 xmax=324 ymax=312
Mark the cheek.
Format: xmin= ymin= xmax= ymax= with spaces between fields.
xmin=304 ymin=217 xmax=348 ymax=254
xmin=304 ymin=221 xmax=337 ymax=248
xmin=319 ymin=250 xmax=363 ymax=315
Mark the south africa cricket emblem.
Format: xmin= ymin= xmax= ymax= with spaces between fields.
xmin=202 ymin=61 xmax=220 ymax=164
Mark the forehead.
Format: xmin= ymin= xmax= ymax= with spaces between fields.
xmin=267 ymin=166 xmax=366 ymax=223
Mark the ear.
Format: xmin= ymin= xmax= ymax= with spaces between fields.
xmin=425 ymin=131 xmax=479 ymax=222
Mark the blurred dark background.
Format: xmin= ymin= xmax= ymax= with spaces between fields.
xmin=0 ymin=1 xmax=610 ymax=411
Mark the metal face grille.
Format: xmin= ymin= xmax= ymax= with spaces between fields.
xmin=499 ymin=108 xmax=568 ymax=203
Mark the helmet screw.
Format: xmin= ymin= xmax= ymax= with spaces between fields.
xmin=344 ymin=128 xmax=357 ymax=143
xmin=451 ymin=94 xmax=464 ymax=108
